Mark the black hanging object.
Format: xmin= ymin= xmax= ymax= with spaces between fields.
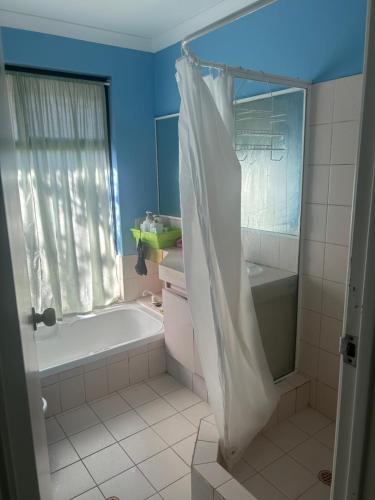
xmin=135 ymin=238 xmax=147 ymax=276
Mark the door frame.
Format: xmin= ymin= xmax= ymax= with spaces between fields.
xmin=332 ymin=0 xmax=375 ymax=498
xmin=0 ymin=30 xmax=51 ymax=500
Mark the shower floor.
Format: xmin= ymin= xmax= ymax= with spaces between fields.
xmin=46 ymin=374 xmax=334 ymax=500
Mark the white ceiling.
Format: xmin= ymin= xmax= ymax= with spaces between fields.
xmin=0 ymin=0 xmax=263 ymax=52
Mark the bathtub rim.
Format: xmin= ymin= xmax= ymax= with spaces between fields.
xmin=37 ymin=301 xmax=164 ymax=378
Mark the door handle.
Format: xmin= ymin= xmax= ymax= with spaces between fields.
xmin=32 ymin=307 xmax=56 ymax=331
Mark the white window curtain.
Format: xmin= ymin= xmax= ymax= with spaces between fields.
xmin=176 ymin=57 xmax=278 ymax=466
xmin=7 ymin=72 xmax=119 ymax=318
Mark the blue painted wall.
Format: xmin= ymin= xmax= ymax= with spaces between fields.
xmin=154 ymin=0 xmax=367 ymax=116
xmin=1 ymin=27 xmax=157 ymax=255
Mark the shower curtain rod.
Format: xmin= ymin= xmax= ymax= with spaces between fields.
xmin=181 ymin=0 xmax=310 ymax=90
xmin=180 ymin=47 xmax=310 ymax=89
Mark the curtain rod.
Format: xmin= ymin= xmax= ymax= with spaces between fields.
xmin=178 ymin=50 xmax=311 ymax=89
xmin=181 ymin=0 xmax=310 ymax=90
xmin=182 ymin=0 xmax=276 ymax=45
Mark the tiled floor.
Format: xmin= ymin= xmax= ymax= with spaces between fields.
xmin=235 ymin=407 xmax=335 ymax=500
xmin=46 ymin=374 xmax=207 ymax=500
xmin=46 ymin=374 xmax=334 ymax=500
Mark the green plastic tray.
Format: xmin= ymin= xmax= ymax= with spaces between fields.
xmin=130 ymin=228 xmax=182 ymax=249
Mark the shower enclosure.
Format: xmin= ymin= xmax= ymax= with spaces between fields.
xmin=155 ymin=86 xmax=306 ymax=380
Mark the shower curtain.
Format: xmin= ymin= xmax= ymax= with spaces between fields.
xmin=176 ymin=56 xmax=278 ymax=466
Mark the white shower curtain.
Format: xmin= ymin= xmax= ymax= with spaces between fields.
xmin=176 ymin=56 xmax=278 ymax=466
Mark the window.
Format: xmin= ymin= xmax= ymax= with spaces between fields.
xmin=6 ymin=71 xmax=119 ymax=318
xmin=235 ymin=89 xmax=305 ymax=235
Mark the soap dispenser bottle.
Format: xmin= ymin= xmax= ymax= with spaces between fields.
xmin=141 ymin=211 xmax=154 ymax=232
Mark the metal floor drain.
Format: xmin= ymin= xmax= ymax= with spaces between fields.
xmin=106 ymin=497 xmax=120 ymax=500
xmin=318 ymin=469 xmax=332 ymax=486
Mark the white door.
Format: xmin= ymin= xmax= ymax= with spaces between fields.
xmin=0 ymin=31 xmax=51 ymax=499
xmin=332 ymin=2 xmax=375 ymax=499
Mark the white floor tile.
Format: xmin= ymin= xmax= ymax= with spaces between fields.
xmin=148 ymin=495 xmax=162 ymax=500
xmin=298 ymin=481 xmax=330 ymax=500
xmin=105 ymin=410 xmax=148 ymax=441
xmin=289 ymin=408 xmax=331 ymax=436
xmin=45 ymin=417 xmax=65 ymax=445
xmin=172 ymin=434 xmax=197 ymax=466
xmin=48 ymin=438 xmax=79 ymax=472
xmin=152 ymin=413 xmax=197 ymax=445
xmin=229 ymin=459 xmax=256 ymax=483
xmin=315 ymin=423 xmax=336 ymax=450
xmin=99 ymin=466 xmax=155 ymax=500
xmin=159 ymin=473 xmax=191 ymax=500
xmin=243 ymin=435 xmax=284 ymax=471
xmin=73 ymin=487 xmax=105 ymax=499
xmin=289 ymin=438 xmax=333 ymax=475
xmin=136 ymin=398 xmax=177 ymax=425
xmin=70 ymin=423 xmax=115 ymax=458
xmin=83 ymin=443 xmax=133 ymax=483
xmin=181 ymin=402 xmax=211 ymax=427
xmin=89 ymin=392 xmax=131 ymax=421
xmin=56 ymin=405 xmax=99 ymax=436
xmin=163 ymin=388 xmax=202 ymax=411
xmin=243 ymin=474 xmax=288 ymax=500
xmin=261 ymin=455 xmax=317 ymax=499
xmin=51 ymin=461 xmax=95 ymax=500
xmin=138 ymin=449 xmax=190 ymax=491
xmin=147 ymin=374 xmax=183 ymax=395
xmin=120 ymin=427 xmax=168 ymax=464
xmin=263 ymin=420 xmax=309 ymax=452
xmin=120 ymin=383 xmax=159 ymax=408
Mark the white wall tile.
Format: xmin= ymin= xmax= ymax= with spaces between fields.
xmin=329 ymin=164 xmax=356 ymax=206
xmin=300 ymin=309 xmax=321 ymax=347
xmin=322 ymin=280 xmax=345 ymax=320
xmin=149 ymin=348 xmax=166 ymax=377
xmin=298 ymin=341 xmax=319 ymax=379
xmin=84 ymin=367 xmax=108 ymax=402
xmin=60 ymin=375 xmax=85 ymax=411
xmin=129 ymin=353 xmax=149 ymax=384
xmin=333 ymin=74 xmax=363 ymax=122
xmin=43 ymin=383 xmax=61 ymax=417
xmin=241 ymin=228 xmax=261 ymax=263
xmin=326 ymin=205 xmax=352 ymax=246
xmin=323 ymin=243 xmax=349 ymax=283
xmin=279 ymin=236 xmax=299 ymax=273
xmin=308 ymin=124 xmax=332 ymax=164
xmin=304 ymin=165 xmax=330 ymax=204
xmin=303 ymin=204 xmax=327 ymax=242
xmin=302 ymin=240 xmax=325 ymax=277
xmin=309 ymin=81 xmax=334 ymax=125
xmin=320 ymin=315 xmax=342 ymax=355
xmin=123 ymin=255 xmax=139 ymax=279
xmin=331 ymin=121 xmax=359 ymax=165
xmin=296 ymin=384 xmax=310 ymax=412
xmin=107 ymin=359 xmax=130 ymax=392
xmin=318 ymin=350 xmax=340 ymax=389
xmin=316 ymin=382 xmax=338 ymax=420
xmin=59 ymin=366 xmax=84 ymax=381
xmin=260 ymin=233 xmax=280 ymax=267
xmin=301 ymin=275 xmax=322 ymax=313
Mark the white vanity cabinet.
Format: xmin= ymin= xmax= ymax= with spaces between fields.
xmin=159 ymin=249 xmax=205 ymax=388
xmin=162 ymin=287 xmax=194 ymax=372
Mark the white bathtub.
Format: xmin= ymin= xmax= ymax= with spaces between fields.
xmin=36 ymin=303 xmax=164 ymax=377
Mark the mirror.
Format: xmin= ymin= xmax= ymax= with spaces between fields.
xmin=155 ymin=85 xmax=306 ymax=379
